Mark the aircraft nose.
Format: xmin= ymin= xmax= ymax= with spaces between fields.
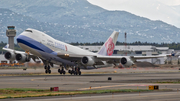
xmin=16 ymin=33 xmax=27 ymax=44
xmin=16 ymin=35 xmax=22 ymax=43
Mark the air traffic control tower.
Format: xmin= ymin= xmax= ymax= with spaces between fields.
xmin=6 ymin=26 xmax=16 ymax=49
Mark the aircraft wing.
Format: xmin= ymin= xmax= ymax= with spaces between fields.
xmin=2 ymin=45 xmax=39 ymax=62
xmin=3 ymin=47 xmax=25 ymax=54
xmin=97 ymin=54 xmax=170 ymax=60
xmin=57 ymin=52 xmax=170 ymax=65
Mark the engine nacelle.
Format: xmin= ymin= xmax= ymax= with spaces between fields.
xmin=121 ymin=57 xmax=134 ymax=67
xmin=81 ymin=56 xmax=95 ymax=66
xmin=16 ymin=53 xmax=30 ymax=63
xmin=4 ymin=52 xmax=16 ymax=61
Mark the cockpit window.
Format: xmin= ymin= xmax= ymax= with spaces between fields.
xmin=25 ymin=30 xmax=32 ymax=33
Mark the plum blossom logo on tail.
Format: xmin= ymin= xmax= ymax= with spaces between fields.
xmin=105 ymin=38 xmax=114 ymax=56
xmin=65 ymin=45 xmax=68 ymax=51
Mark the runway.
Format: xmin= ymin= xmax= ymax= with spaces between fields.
xmin=0 ymin=67 xmax=180 ymax=100
xmin=1 ymin=72 xmax=180 ymax=90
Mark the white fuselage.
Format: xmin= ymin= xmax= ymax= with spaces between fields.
xmin=17 ymin=28 xmax=101 ymax=67
xmin=18 ymin=29 xmax=98 ymax=55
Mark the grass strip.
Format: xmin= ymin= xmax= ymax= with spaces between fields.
xmin=0 ymin=88 xmax=151 ymax=99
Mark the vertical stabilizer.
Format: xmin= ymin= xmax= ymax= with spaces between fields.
xmin=97 ymin=31 xmax=119 ymax=56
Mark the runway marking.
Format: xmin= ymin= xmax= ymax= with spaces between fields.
xmin=78 ymin=83 xmax=154 ymax=90
xmin=78 ymin=83 xmax=180 ymax=90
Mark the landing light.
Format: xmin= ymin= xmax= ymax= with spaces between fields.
xmin=65 ymin=54 xmax=69 ymax=57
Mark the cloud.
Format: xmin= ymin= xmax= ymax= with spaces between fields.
xmin=88 ymin=0 xmax=180 ymax=7
xmin=157 ymin=0 xmax=180 ymax=6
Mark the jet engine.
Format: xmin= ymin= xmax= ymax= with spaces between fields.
xmin=15 ymin=53 xmax=30 ymax=63
xmin=4 ymin=52 xmax=16 ymax=61
xmin=81 ymin=56 xmax=95 ymax=66
xmin=121 ymin=57 xmax=134 ymax=67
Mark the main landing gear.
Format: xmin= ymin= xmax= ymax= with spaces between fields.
xmin=58 ymin=66 xmax=66 ymax=75
xmin=57 ymin=65 xmax=81 ymax=75
xmin=44 ymin=65 xmax=51 ymax=74
xmin=68 ymin=67 xmax=81 ymax=75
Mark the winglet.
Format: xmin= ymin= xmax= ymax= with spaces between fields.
xmin=171 ymin=51 xmax=175 ymax=56
xmin=97 ymin=31 xmax=119 ymax=56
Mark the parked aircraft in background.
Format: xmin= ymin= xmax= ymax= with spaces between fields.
xmin=3 ymin=28 xmax=169 ymax=75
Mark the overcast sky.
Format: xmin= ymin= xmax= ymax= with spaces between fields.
xmin=158 ymin=0 xmax=180 ymax=5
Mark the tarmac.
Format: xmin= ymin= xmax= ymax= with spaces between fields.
xmin=0 ymin=67 xmax=180 ymax=100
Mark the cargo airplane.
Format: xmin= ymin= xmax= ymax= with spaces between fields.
xmin=3 ymin=28 xmax=169 ymax=75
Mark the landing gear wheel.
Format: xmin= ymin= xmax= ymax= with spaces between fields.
xmin=58 ymin=68 xmax=66 ymax=75
xmin=58 ymin=66 xmax=66 ymax=75
xmin=47 ymin=65 xmax=50 ymax=70
xmin=60 ymin=71 xmax=62 ymax=74
xmin=77 ymin=67 xmax=81 ymax=75
xmin=49 ymin=70 xmax=51 ymax=74
xmin=68 ymin=70 xmax=71 ymax=73
xmin=68 ymin=70 xmax=74 ymax=75
xmin=63 ymin=71 xmax=66 ymax=75
xmin=44 ymin=66 xmax=47 ymax=69
xmin=79 ymin=71 xmax=81 ymax=75
xmin=74 ymin=71 xmax=77 ymax=75
xmin=71 ymin=70 xmax=74 ymax=75
xmin=45 ymin=70 xmax=48 ymax=74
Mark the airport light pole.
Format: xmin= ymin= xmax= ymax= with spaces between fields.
xmin=124 ymin=32 xmax=127 ymax=56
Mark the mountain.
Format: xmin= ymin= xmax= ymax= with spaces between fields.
xmin=88 ymin=0 xmax=180 ymax=28
xmin=0 ymin=8 xmax=103 ymax=43
xmin=0 ymin=0 xmax=180 ymax=43
xmin=0 ymin=0 xmax=105 ymax=23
